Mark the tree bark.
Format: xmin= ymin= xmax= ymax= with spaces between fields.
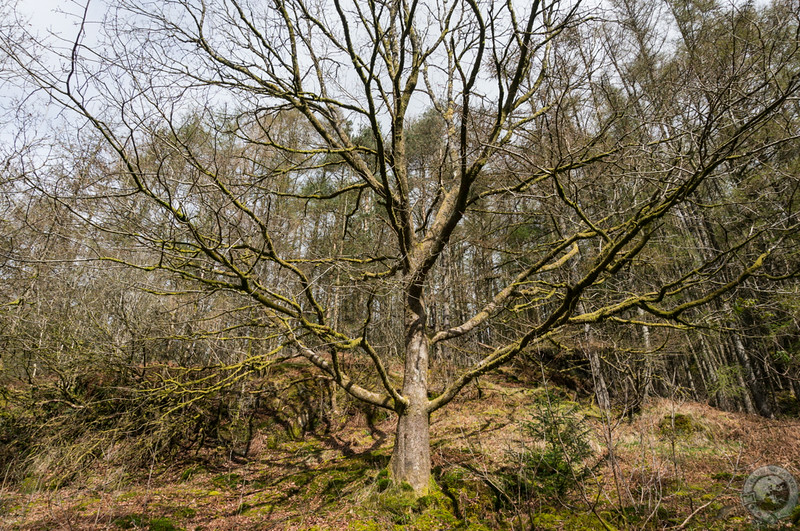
xmin=732 ymin=333 xmax=773 ymax=417
xmin=391 ymin=294 xmax=432 ymax=494
xmin=392 ymin=395 xmax=431 ymax=494
xmin=588 ymin=345 xmax=611 ymax=411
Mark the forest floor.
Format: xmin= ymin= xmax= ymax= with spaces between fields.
xmin=2 ymin=373 xmax=800 ymax=530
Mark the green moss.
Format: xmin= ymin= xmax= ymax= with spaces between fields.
xmin=265 ymin=433 xmax=282 ymax=450
xmin=525 ymin=510 xmax=621 ymax=531
xmin=238 ymin=503 xmax=274 ymax=516
xmin=605 ymin=506 xmax=642 ymax=526
xmin=658 ymin=413 xmax=702 ymax=437
xmin=411 ymin=506 xmax=460 ymax=530
xmin=710 ymin=471 xmax=746 ymax=482
xmin=211 ymin=473 xmax=243 ymax=490
xmin=376 ymin=478 xmax=392 ymax=492
xmin=148 ymin=517 xmax=183 ymax=531
xmin=114 ymin=514 xmax=184 ymax=531
xmin=173 ymin=507 xmax=196 ymax=519
xmin=791 ymin=504 xmax=800 ymax=525
xmin=532 ymin=512 xmax=561 ymax=529
xmin=378 ymin=487 xmax=416 ymax=521
xmin=440 ymin=470 xmax=495 ymax=522
xmin=361 ymin=478 xmax=457 ymax=526
xmin=113 ymin=514 xmax=147 ymax=529
xmin=359 ymin=451 xmax=390 ymax=467
xmin=400 ymin=481 xmax=461 ymax=529
xmin=293 ymin=471 xmax=315 ymax=488
xmin=236 ymin=502 xmax=252 ymax=515
xmin=348 ymin=520 xmax=383 ymax=531
xmin=19 ymin=476 xmax=40 ymax=494
xmin=179 ymin=465 xmax=207 ymax=482
xmin=73 ymin=497 xmax=101 ymax=512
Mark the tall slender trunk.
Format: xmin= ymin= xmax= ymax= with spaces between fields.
xmin=584 ymin=322 xmax=611 ymax=410
xmin=390 ymin=291 xmax=431 ymax=494
xmin=571 ymin=246 xmax=610 ymax=410
xmin=588 ymin=346 xmax=611 ymax=411
xmin=688 ymin=339 xmax=710 ymax=402
xmin=639 ymin=307 xmax=654 ymax=400
xmin=732 ymin=333 xmax=772 ymax=417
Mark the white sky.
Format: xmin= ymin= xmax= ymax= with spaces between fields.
xmin=16 ymin=0 xmax=102 ymax=38
xmin=0 ymin=2 xmax=104 ymax=166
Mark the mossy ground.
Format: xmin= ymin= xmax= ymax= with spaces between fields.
xmin=2 ymin=376 xmax=799 ymax=530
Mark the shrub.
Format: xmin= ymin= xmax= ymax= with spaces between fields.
xmin=502 ymin=393 xmax=594 ymax=502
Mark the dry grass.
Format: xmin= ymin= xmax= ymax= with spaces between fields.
xmin=2 ymin=379 xmax=799 ymax=530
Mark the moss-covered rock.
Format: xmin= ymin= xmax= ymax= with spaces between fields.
xmin=658 ymin=413 xmax=703 ymax=437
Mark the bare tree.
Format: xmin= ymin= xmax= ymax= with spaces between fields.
xmin=1 ymin=0 xmax=799 ymax=493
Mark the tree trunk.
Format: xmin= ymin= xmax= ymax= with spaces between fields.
xmin=732 ymin=333 xmax=773 ymax=417
xmin=390 ymin=295 xmax=431 ymax=494
xmin=639 ymin=307 xmax=654 ymax=400
xmin=583 ymin=321 xmax=610 ymax=410
xmin=392 ymin=395 xmax=431 ymax=494
xmin=588 ymin=346 xmax=611 ymax=411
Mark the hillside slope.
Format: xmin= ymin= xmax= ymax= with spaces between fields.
xmin=3 ymin=378 xmax=799 ymax=530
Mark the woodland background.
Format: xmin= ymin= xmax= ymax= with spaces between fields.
xmin=0 ymin=0 xmax=799 ymax=527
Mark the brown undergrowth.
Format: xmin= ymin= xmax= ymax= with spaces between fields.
xmin=2 ymin=375 xmax=799 ymax=530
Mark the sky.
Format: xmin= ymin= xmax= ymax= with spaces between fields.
xmin=16 ymin=0 xmax=103 ymax=39
xmin=1 ymin=1 xmax=108 ymax=148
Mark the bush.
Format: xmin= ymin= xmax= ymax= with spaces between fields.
xmin=502 ymin=393 xmax=594 ymax=502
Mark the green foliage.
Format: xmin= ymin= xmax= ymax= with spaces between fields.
xmin=708 ymin=365 xmax=747 ymax=400
xmin=775 ymin=392 xmax=800 ymax=417
xmin=502 ymin=393 xmax=594 ymax=501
